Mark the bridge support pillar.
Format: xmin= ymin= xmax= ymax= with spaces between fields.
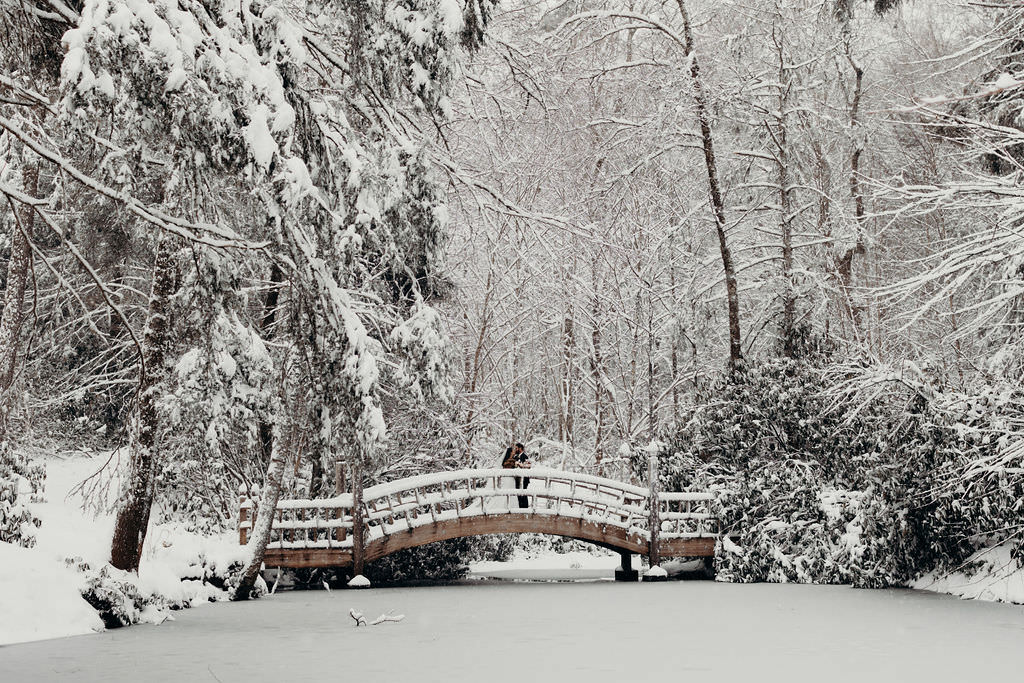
xmin=614 ymin=552 xmax=639 ymax=582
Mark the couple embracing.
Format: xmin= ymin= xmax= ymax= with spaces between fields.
xmin=501 ymin=442 xmax=532 ymax=508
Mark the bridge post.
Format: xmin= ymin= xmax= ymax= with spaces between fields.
xmin=648 ymin=452 xmax=660 ymax=571
xmin=351 ymin=458 xmax=365 ymax=578
xmin=614 ymin=552 xmax=639 ymax=582
xmin=238 ymin=487 xmax=249 ymax=546
xmin=333 ymin=461 xmax=346 ymax=543
xmin=334 ymin=460 xmax=345 ymax=495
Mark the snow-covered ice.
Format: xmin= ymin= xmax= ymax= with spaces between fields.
xmin=1 ymin=582 xmax=1023 ymax=682
xmin=469 ymin=549 xmax=621 ymax=581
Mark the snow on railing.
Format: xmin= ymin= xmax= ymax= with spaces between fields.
xmin=238 ymin=468 xmax=718 ymax=551
xmin=656 ymin=491 xmax=717 ymax=539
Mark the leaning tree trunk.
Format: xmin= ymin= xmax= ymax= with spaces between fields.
xmin=233 ymin=429 xmax=288 ymax=600
xmin=674 ymin=0 xmax=742 ymax=370
xmin=0 ymin=159 xmax=37 ymax=437
xmin=109 ymin=237 xmax=177 ymax=571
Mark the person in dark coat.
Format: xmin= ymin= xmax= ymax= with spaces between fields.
xmin=501 ymin=442 xmax=532 ymax=508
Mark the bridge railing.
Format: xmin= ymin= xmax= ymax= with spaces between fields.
xmin=239 ymin=467 xmax=719 ymax=554
xmin=238 ymin=494 xmax=354 ymax=549
xmin=656 ymin=492 xmax=717 ymax=539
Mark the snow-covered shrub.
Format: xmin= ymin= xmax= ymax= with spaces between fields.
xmin=713 ymin=460 xmax=856 ymax=584
xmin=655 ymin=356 xmax=878 ymax=486
xmin=654 ymin=354 xmax=986 ymax=587
xmin=0 ymin=448 xmax=44 ymax=547
xmin=938 ymin=382 xmax=1024 ymax=562
xmin=841 ymin=400 xmax=973 ymax=587
xmin=75 ymin=550 xmax=253 ymax=628
xmin=78 ymin=564 xmax=149 ymax=629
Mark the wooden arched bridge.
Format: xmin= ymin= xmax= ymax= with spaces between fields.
xmin=239 ymin=467 xmax=720 ymax=581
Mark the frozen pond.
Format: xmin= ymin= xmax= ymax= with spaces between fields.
xmin=2 ymin=581 xmax=1023 ymax=682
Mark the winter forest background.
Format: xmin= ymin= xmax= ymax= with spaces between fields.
xmin=2 ymin=0 xmax=1024 ymax=623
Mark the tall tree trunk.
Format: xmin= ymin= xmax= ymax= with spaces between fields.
xmin=772 ymin=11 xmax=797 ymax=356
xmin=646 ymin=290 xmax=656 ymax=440
xmin=235 ymin=269 xmax=292 ymax=600
xmin=836 ymin=4 xmax=867 ymax=331
xmin=590 ymin=261 xmax=606 ymax=475
xmin=559 ymin=310 xmax=575 ymax=448
xmin=463 ymin=264 xmax=494 ymax=460
xmin=674 ymin=0 xmax=742 ymax=369
xmin=668 ymin=232 xmax=680 ymax=424
xmin=0 ymin=159 xmax=37 ymax=436
xmin=257 ymin=263 xmax=282 ymax=469
xmin=109 ymin=237 xmax=177 ymax=571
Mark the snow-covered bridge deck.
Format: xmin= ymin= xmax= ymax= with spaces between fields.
xmin=239 ymin=468 xmax=719 ymax=577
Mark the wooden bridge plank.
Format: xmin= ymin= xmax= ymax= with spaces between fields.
xmin=264 ymin=547 xmax=353 ymax=568
xmin=364 ymin=514 xmax=649 ymax=563
xmin=659 ymin=537 xmax=716 ymax=557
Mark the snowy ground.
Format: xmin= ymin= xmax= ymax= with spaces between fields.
xmin=913 ymin=542 xmax=1024 ymax=604
xmin=3 ymin=581 xmax=1024 ymax=682
xmin=0 ymin=451 xmax=244 ymax=645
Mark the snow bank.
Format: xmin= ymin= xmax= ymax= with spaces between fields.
xmin=137 ymin=522 xmax=249 ymax=608
xmin=0 ymin=451 xmax=248 ymax=645
xmin=913 ymin=542 xmax=1024 ymax=605
xmin=0 ymin=542 xmax=103 ymax=644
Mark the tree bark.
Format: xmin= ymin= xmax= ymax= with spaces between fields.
xmin=0 ymin=159 xmax=37 ymax=438
xmin=463 ymin=264 xmax=494 ymax=460
xmin=109 ymin=237 xmax=177 ymax=572
xmin=836 ymin=7 xmax=867 ymax=329
xmin=559 ymin=310 xmax=575 ymax=447
xmin=590 ymin=260 xmax=606 ymax=476
xmin=257 ymin=263 xmax=283 ymax=468
xmin=772 ymin=12 xmax=796 ymax=356
xmin=674 ymin=0 xmax=742 ymax=369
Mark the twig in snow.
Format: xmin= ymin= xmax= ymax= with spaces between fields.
xmin=271 ymin=567 xmax=282 ymax=595
xmin=371 ymin=610 xmax=405 ymax=625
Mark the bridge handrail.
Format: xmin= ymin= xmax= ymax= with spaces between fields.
xmin=247 ymin=468 xmax=672 ymax=513
xmin=657 ymin=491 xmax=715 ymax=502
xmin=360 ymin=487 xmax=651 ymax=524
xmin=361 ymin=467 xmax=653 ymax=501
